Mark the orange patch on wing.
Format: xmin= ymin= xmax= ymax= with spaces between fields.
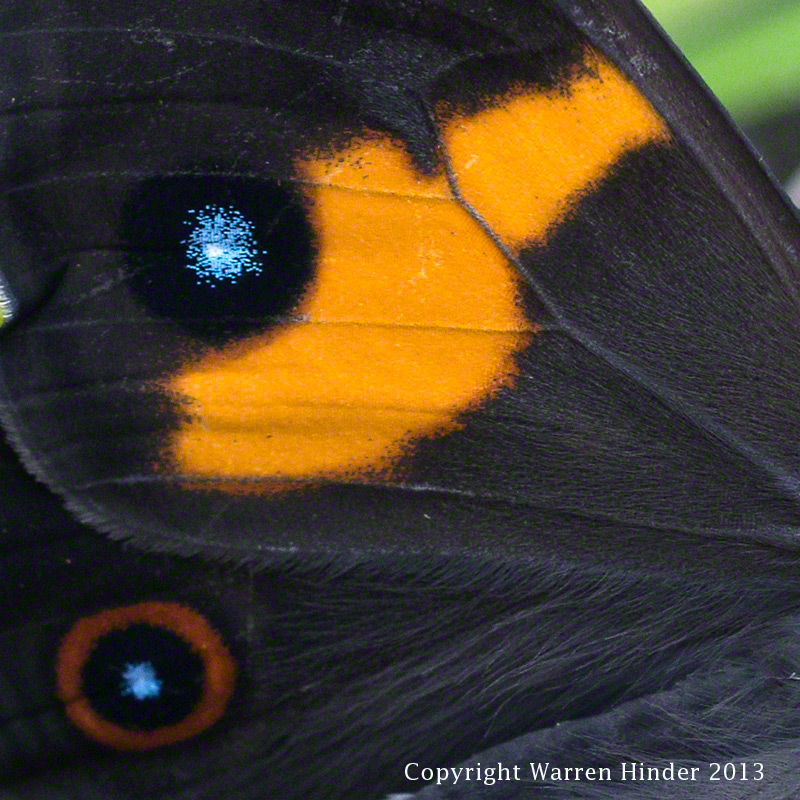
xmin=439 ymin=48 xmax=671 ymax=252
xmin=164 ymin=136 xmax=535 ymax=489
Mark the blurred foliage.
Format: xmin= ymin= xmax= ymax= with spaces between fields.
xmin=642 ymin=0 xmax=800 ymax=182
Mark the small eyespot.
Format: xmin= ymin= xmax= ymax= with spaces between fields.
xmin=123 ymin=174 xmax=314 ymax=344
xmin=56 ymin=602 xmax=236 ymax=751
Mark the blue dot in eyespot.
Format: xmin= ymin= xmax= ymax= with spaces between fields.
xmin=121 ymin=661 xmax=163 ymax=701
xmin=181 ymin=204 xmax=265 ymax=287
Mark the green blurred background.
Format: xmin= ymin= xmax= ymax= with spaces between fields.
xmin=642 ymin=0 xmax=800 ymax=187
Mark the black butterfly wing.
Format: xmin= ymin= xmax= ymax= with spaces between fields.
xmin=0 ymin=432 xmax=298 ymax=796
xmin=405 ymin=5 xmax=800 ymax=797
xmin=410 ymin=653 xmax=800 ymax=800
xmin=1 ymin=0 xmax=800 ymax=567
xmin=3 ymin=1 xmax=800 ymax=799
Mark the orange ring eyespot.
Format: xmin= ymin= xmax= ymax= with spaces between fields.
xmin=55 ymin=601 xmax=237 ymax=751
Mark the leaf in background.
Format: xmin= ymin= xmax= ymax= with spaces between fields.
xmin=644 ymin=0 xmax=800 ymax=189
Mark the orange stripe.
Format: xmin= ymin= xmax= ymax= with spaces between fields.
xmin=163 ymin=136 xmax=534 ymax=489
xmin=439 ymin=48 xmax=671 ymax=252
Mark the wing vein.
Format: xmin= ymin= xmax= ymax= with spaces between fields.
xmin=430 ymin=116 xmax=800 ymax=503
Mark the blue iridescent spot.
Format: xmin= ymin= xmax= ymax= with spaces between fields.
xmin=121 ymin=661 xmax=163 ymax=701
xmin=181 ymin=205 xmax=265 ymax=287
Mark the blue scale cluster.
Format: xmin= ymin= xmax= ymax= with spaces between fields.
xmin=181 ymin=205 xmax=265 ymax=287
xmin=121 ymin=661 xmax=163 ymax=701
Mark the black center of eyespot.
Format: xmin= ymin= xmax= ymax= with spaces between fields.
xmin=81 ymin=623 xmax=204 ymax=731
xmin=122 ymin=174 xmax=315 ymax=344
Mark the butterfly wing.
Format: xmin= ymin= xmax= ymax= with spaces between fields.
xmin=3 ymin=1 xmax=800 ymax=799
xmin=1 ymin=0 xmax=800 ymax=567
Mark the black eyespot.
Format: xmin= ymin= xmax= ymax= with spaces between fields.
xmin=81 ymin=623 xmax=204 ymax=731
xmin=122 ymin=174 xmax=315 ymax=345
xmin=56 ymin=602 xmax=236 ymax=751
